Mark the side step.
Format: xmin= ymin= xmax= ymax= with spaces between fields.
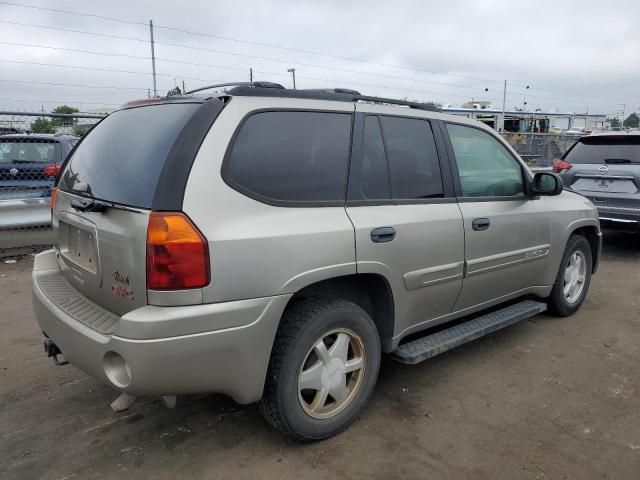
xmin=392 ymin=300 xmax=547 ymax=365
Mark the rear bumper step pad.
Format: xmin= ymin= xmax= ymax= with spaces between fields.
xmin=392 ymin=300 xmax=547 ymax=365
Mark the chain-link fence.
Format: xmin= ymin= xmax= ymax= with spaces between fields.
xmin=501 ymin=132 xmax=580 ymax=171
xmin=0 ymin=111 xmax=105 ymax=259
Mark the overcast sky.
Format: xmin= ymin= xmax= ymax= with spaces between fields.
xmin=0 ymin=0 xmax=638 ymax=116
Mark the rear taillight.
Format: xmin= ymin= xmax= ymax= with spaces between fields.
xmin=50 ymin=187 xmax=57 ymax=218
xmin=44 ymin=164 xmax=61 ymax=178
xmin=552 ymin=159 xmax=572 ymax=173
xmin=146 ymin=212 xmax=210 ymax=290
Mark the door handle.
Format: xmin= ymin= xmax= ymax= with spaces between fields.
xmin=472 ymin=218 xmax=490 ymax=231
xmin=371 ymin=226 xmax=396 ymax=243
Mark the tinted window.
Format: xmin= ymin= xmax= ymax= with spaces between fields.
xmin=564 ymin=136 xmax=640 ymax=164
xmin=225 ymin=111 xmax=352 ymax=202
xmin=59 ymin=103 xmax=200 ymax=208
xmin=380 ymin=116 xmax=444 ymax=199
xmin=447 ymin=124 xmax=524 ymax=197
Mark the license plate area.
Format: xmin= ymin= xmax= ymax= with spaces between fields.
xmin=573 ymin=177 xmax=636 ymax=194
xmin=58 ymin=214 xmax=100 ymax=278
xmin=65 ymin=225 xmax=98 ymax=273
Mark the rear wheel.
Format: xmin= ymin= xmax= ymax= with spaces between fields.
xmin=258 ymin=298 xmax=381 ymax=441
xmin=547 ymin=234 xmax=592 ymax=316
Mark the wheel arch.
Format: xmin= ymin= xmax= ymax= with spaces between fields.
xmin=567 ymin=222 xmax=601 ymax=273
xmin=282 ymin=273 xmax=396 ymax=353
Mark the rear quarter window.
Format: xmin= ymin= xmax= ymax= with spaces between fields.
xmin=224 ymin=111 xmax=353 ymax=204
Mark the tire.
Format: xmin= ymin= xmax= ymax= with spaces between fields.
xmin=547 ymin=234 xmax=593 ymax=316
xmin=258 ymin=298 xmax=381 ymax=441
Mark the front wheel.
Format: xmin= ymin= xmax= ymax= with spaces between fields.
xmin=258 ymin=298 xmax=381 ymax=441
xmin=547 ymin=234 xmax=593 ymax=316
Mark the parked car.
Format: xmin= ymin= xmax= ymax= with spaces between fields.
xmin=32 ymin=83 xmax=601 ymax=441
xmin=564 ymin=127 xmax=589 ymax=137
xmin=0 ymin=133 xmax=78 ymax=230
xmin=554 ymin=132 xmax=640 ymax=230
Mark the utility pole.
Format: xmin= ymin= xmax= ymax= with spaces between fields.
xmin=182 ymin=80 xmax=185 ymax=93
xmin=501 ymin=80 xmax=507 ymax=132
xmin=249 ymin=67 xmax=253 ymax=82
xmin=287 ymin=68 xmax=296 ymax=89
xmin=149 ymin=20 xmax=157 ymax=97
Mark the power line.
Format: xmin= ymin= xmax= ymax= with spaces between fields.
xmin=0 ymin=41 xmax=150 ymax=60
xmin=0 ymin=97 xmax=121 ymax=106
xmin=0 ymin=58 xmax=227 ymax=85
xmin=0 ymin=78 xmax=149 ymax=91
xmin=0 ymin=1 xmax=147 ymax=26
xmin=0 ymin=19 xmax=148 ymax=43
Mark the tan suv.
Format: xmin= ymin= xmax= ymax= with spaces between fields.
xmin=32 ymin=83 xmax=601 ymax=441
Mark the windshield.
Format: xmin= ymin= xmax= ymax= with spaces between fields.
xmin=58 ymin=103 xmax=200 ymax=208
xmin=564 ymin=136 xmax=640 ymax=164
xmin=0 ymin=139 xmax=58 ymax=164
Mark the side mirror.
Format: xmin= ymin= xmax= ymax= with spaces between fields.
xmin=531 ymin=172 xmax=563 ymax=196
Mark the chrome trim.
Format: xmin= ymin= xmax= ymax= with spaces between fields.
xmin=403 ymin=261 xmax=464 ymax=290
xmin=599 ymin=217 xmax=639 ymax=224
xmin=466 ymin=244 xmax=550 ymax=277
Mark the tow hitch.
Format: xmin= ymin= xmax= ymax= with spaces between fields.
xmin=43 ymin=337 xmax=69 ymax=366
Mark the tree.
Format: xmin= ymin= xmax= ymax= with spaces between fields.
xmin=166 ymin=86 xmax=182 ymax=96
xmin=623 ymin=113 xmax=639 ymax=128
xmin=51 ymin=105 xmax=80 ymax=127
xmin=31 ymin=118 xmax=55 ymax=134
xmin=607 ymin=117 xmax=621 ymax=128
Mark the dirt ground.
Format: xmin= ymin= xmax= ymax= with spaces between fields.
xmin=1 ymin=232 xmax=639 ymax=480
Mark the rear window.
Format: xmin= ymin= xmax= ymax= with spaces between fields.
xmin=0 ymin=139 xmax=59 ymax=164
xmin=59 ymin=103 xmax=200 ymax=208
xmin=564 ymin=136 xmax=640 ymax=165
xmin=224 ymin=111 xmax=352 ymax=203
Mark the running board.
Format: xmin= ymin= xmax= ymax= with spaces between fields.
xmin=392 ymin=300 xmax=547 ymax=365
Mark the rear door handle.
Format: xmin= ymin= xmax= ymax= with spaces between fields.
xmin=472 ymin=218 xmax=490 ymax=231
xmin=371 ymin=226 xmax=396 ymax=243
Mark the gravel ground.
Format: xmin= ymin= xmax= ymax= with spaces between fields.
xmin=1 ymin=231 xmax=639 ymax=480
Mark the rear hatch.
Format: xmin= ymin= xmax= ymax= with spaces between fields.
xmin=0 ymin=137 xmax=61 ymax=200
xmin=560 ymin=135 xmax=640 ymax=196
xmin=55 ymin=101 xmax=203 ymax=315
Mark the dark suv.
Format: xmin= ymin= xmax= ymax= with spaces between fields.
xmin=0 ymin=133 xmax=78 ymax=229
xmin=554 ymin=132 xmax=640 ymax=230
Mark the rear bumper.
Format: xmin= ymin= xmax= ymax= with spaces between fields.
xmin=0 ymin=197 xmax=51 ymax=229
xmin=596 ymin=206 xmax=640 ymax=230
xmin=32 ymin=250 xmax=291 ymax=404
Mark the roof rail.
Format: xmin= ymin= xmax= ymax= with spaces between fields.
xmin=226 ymin=85 xmax=440 ymax=112
xmin=184 ymin=81 xmax=284 ymax=95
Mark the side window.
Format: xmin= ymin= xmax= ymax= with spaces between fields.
xmin=446 ymin=124 xmax=525 ymax=197
xmin=358 ymin=116 xmax=391 ymax=200
xmin=225 ymin=111 xmax=352 ymax=203
xmin=379 ymin=116 xmax=444 ymax=199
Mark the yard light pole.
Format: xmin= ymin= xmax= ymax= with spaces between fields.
xmin=287 ymin=68 xmax=296 ymax=89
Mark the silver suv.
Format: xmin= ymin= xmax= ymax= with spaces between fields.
xmin=32 ymin=83 xmax=601 ymax=441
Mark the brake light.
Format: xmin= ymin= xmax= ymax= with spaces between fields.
xmin=44 ymin=164 xmax=61 ymax=178
xmin=552 ymin=159 xmax=572 ymax=173
xmin=146 ymin=212 xmax=210 ymax=290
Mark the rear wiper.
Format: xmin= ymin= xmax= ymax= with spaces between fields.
xmin=604 ymin=158 xmax=638 ymax=164
xmin=70 ymin=198 xmax=107 ymax=213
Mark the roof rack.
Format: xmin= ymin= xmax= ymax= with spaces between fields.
xmin=225 ymin=85 xmax=440 ymax=112
xmin=184 ymin=81 xmax=284 ymax=95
